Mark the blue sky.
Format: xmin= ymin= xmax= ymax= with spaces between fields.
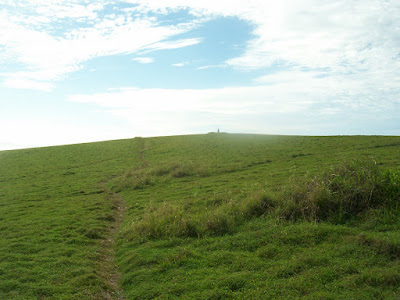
xmin=1 ymin=0 xmax=399 ymax=150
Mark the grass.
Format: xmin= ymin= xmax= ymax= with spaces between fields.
xmin=1 ymin=134 xmax=400 ymax=299
xmin=279 ymin=160 xmax=400 ymax=222
xmin=0 ymin=139 xmax=142 ymax=299
xmin=126 ymin=190 xmax=272 ymax=240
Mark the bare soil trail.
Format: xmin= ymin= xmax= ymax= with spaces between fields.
xmin=97 ymin=137 xmax=149 ymax=299
xmin=98 ymin=181 xmax=126 ymax=299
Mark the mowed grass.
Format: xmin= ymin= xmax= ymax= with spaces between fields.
xmin=1 ymin=134 xmax=400 ymax=299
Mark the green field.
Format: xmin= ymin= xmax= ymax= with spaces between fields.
xmin=1 ymin=134 xmax=400 ymax=299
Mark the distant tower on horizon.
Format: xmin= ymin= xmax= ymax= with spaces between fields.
xmin=217 ymin=128 xmax=220 ymax=133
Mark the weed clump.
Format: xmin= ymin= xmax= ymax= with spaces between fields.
xmin=279 ymin=160 xmax=400 ymax=223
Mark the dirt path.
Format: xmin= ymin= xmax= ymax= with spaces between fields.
xmin=137 ymin=137 xmax=150 ymax=168
xmin=97 ymin=137 xmax=149 ymax=299
xmin=98 ymin=181 xmax=127 ymax=299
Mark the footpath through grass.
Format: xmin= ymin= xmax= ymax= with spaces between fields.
xmin=0 ymin=139 xmax=141 ymax=299
xmin=1 ymin=134 xmax=400 ymax=299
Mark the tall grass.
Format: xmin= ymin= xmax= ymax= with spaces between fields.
xmin=279 ymin=160 xmax=400 ymax=223
xmin=125 ymin=191 xmax=274 ymax=240
xmin=124 ymin=160 xmax=400 ymax=241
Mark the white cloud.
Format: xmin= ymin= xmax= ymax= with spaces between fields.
xmin=1 ymin=0 xmax=399 ymax=142
xmin=68 ymin=69 xmax=398 ymax=136
xmin=140 ymin=38 xmax=202 ymax=53
xmin=133 ymin=57 xmax=154 ymax=64
xmin=2 ymin=0 xmax=399 ymax=93
xmin=172 ymin=62 xmax=185 ymax=67
xmin=0 ymin=2 xmax=202 ymax=90
xmin=196 ymin=64 xmax=224 ymax=70
xmin=69 ymin=85 xmax=308 ymax=119
xmin=70 ymin=72 xmax=397 ymax=116
xmin=225 ymin=1 xmax=400 ymax=73
xmin=65 ymin=37 xmax=400 ymax=137
xmin=125 ymin=0 xmax=400 ymax=76
xmin=3 ymin=77 xmax=54 ymax=91
xmin=4 ymin=1 xmax=107 ymax=21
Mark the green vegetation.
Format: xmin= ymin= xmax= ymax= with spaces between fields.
xmin=1 ymin=134 xmax=400 ymax=299
xmin=0 ymin=140 xmax=141 ymax=299
xmin=280 ymin=160 xmax=400 ymax=223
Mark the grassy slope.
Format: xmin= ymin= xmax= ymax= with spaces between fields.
xmin=114 ymin=134 xmax=400 ymax=299
xmin=1 ymin=134 xmax=400 ymax=299
xmin=0 ymin=139 xmax=141 ymax=299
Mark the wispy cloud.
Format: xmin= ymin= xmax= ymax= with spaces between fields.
xmin=0 ymin=2 xmax=201 ymax=90
xmin=171 ymin=62 xmax=186 ymax=67
xmin=140 ymin=38 xmax=202 ymax=53
xmin=127 ymin=0 xmax=400 ymax=128
xmin=2 ymin=0 xmax=399 ymax=151
xmin=224 ymin=1 xmax=400 ymax=75
xmin=68 ymin=65 xmax=400 ymax=136
xmin=2 ymin=0 xmax=398 ymax=94
xmin=196 ymin=64 xmax=224 ymax=70
xmin=3 ymin=77 xmax=54 ymax=91
xmin=133 ymin=57 xmax=155 ymax=64
xmin=124 ymin=0 xmax=400 ymax=73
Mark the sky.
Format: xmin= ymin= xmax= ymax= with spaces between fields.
xmin=1 ymin=0 xmax=399 ymax=150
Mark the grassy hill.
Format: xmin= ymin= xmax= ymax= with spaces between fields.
xmin=1 ymin=134 xmax=400 ymax=299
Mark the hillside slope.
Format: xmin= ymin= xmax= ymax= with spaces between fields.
xmin=1 ymin=134 xmax=400 ymax=299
